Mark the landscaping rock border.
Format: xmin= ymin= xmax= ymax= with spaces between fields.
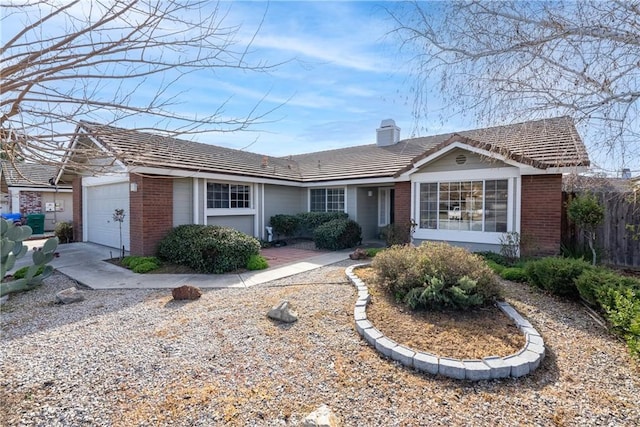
xmin=346 ymin=264 xmax=545 ymax=380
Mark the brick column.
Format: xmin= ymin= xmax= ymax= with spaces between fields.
xmin=520 ymin=174 xmax=563 ymax=257
xmin=394 ymin=181 xmax=412 ymax=225
xmin=72 ymin=176 xmax=83 ymax=242
xmin=129 ymin=174 xmax=174 ymax=256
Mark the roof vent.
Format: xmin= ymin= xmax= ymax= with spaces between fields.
xmin=455 ymin=154 xmax=467 ymax=165
xmin=622 ymin=168 xmax=631 ymax=179
xmin=376 ymin=119 xmax=400 ymax=147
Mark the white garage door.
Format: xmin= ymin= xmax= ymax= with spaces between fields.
xmin=85 ymin=182 xmax=130 ymax=250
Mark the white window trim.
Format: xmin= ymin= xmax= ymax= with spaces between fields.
xmin=307 ymin=186 xmax=347 ymax=213
xmin=411 ymin=168 xmax=520 ymax=245
xmin=205 ymin=180 xmax=254 ymax=215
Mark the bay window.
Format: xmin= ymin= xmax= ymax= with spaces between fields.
xmin=419 ymin=179 xmax=508 ymax=232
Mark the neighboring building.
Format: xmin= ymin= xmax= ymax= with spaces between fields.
xmin=59 ymin=116 xmax=590 ymax=256
xmin=1 ymin=160 xmax=73 ymax=231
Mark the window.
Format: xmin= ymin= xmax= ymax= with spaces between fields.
xmin=310 ymin=188 xmax=345 ymax=212
xmin=419 ymin=179 xmax=508 ymax=232
xmin=207 ymin=183 xmax=251 ymax=209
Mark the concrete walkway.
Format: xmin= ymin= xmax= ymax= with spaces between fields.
xmin=15 ymin=241 xmax=350 ymax=290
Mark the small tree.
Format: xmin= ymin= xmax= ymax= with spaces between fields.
xmin=567 ymin=193 xmax=605 ymax=265
xmin=113 ymin=208 xmax=126 ymax=259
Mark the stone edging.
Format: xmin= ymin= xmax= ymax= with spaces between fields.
xmin=346 ymin=264 xmax=545 ymax=380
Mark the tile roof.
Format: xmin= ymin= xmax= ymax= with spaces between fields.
xmin=78 ymin=122 xmax=302 ymax=181
xmin=77 ymin=116 xmax=589 ymax=183
xmin=1 ymin=160 xmax=70 ymax=188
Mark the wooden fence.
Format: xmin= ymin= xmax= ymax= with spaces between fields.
xmin=561 ymin=191 xmax=640 ymax=268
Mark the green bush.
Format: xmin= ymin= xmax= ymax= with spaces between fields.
xmin=500 ymin=267 xmax=528 ymax=282
xmin=269 ymin=214 xmax=300 ymax=238
xmin=524 ymin=257 xmax=591 ymax=297
xmin=372 ymin=242 xmax=500 ymax=311
xmin=132 ymin=261 xmax=160 ymax=274
xmin=575 ymin=268 xmax=640 ymax=306
xmin=120 ymin=256 xmax=161 ymax=273
xmin=54 ymin=221 xmax=73 ymax=243
xmin=314 ymin=219 xmax=362 ymax=250
xmin=365 ymin=247 xmax=385 ymax=258
xmin=12 ymin=265 xmax=44 ymax=279
xmin=598 ymin=286 xmax=640 ymax=358
xmin=246 ymin=254 xmax=269 ymax=270
xmin=485 ymin=260 xmax=506 ymax=274
xmin=297 ymin=212 xmax=348 ymax=236
xmin=157 ymin=225 xmax=261 ymax=274
xmin=475 ymin=251 xmax=508 ymax=265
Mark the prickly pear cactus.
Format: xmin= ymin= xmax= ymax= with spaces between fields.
xmin=1 ymin=218 xmax=59 ymax=297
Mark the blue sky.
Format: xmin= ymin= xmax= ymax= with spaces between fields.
xmin=157 ymin=1 xmax=454 ymax=156
xmin=3 ymin=1 xmax=631 ymax=173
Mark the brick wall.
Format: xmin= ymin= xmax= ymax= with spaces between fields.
xmin=521 ymin=174 xmax=563 ymax=256
xmin=19 ymin=191 xmax=42 ymax=215
xmin=393 ymin=181 xmax=411 ymax=225
xmin=72 ymin=176 xmax=83 ymax=241
xmin=129 ymin=174 xmax=174 ymax=256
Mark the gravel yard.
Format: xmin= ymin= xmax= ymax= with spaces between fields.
xmin=1 ymin=261 xmax=639 ymax=426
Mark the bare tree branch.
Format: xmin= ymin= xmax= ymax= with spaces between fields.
xmin=1 ymin=0 xmax=286 ymax=175
xmin=388 ymin=0 xmax=640 ymax=171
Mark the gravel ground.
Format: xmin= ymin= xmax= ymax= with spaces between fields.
xmin=1 ymin=262 xmax=639 ymax=426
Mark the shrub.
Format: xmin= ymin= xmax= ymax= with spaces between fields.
xmin=269 ymin=214 xmax=300 ymax=238
xmin=54 ymin=221 xmax=73 ymax=243
xmin=597 ymin=286 xmax=640 ymax=358
xmin=575 ymin=268 xmax=640 ymax=306
xmin=380 ymin=221 xmax=414 ymax=246
xmin=485 ymin=260 xmax=505 ymax=274
xmin=314 ymin=219 xmax=362 ymax=250
xmin=500 ymin=267 xmax=528 ymax=282
xmin=524 ymin=257 xmax=591 ymax=297
xmin=12 ymin=265 xmax=44 ymax=279
xmin=157 ymin=225 xmax=260 ymax=274
xmin=132 ymin=261 xmax=160 ymax=274
xmin=372 ymin=242 xmax=500 ymax=310
xmin=297 ymin=212 xmax=348 ymax=236
xmin=246 ymin=254 xmax=269 ymax=270
xmin=475 ymin=251 xmax=508 ymax=266
xmin=365 ymin=247 xmax=385 ymax=258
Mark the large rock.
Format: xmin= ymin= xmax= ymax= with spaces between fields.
xmin=349 ymin=248 xmax=368 ymax=260
xmin=55 ymin=287 xmax=86 ymax=304
xmin=172 ymin=285 xmax=202 ymax=300
xmin=267 ymin=300 xmax=298 ymax=323
xmin=302 ymin=404 xmax=340 ymax=427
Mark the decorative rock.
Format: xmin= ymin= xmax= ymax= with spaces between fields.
xmin=55 ymin=287 xmax=85 ymax=304
xmin=172 ymin=285 xmax=202 ymax=300
xmin=0 ymin=295 xmax=8 ymax=306
xmin=349 ymin=248 xmax=368 ymax=260
xmin=267 ymin=300 xmax=298 ymax=323
xmin=302 ymin=404 xmax=340 ymax=427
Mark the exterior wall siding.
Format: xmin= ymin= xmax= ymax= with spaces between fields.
xmin=419 ymin=148 xmax=505 ymax=173
xmin=42 ymin=192 xmax=73 ymax=231
xmin=520 ymin=174 xmax=563 ymax=256
xmin=263 ymin=184 xmax=305 ymax=225
xmin=173 ymin=178 xmax=193 ymax=226
xmin=207 ymin=215 xmax=254 ymax=236
xmin=129 ymin=174 xmax=174 ymax=256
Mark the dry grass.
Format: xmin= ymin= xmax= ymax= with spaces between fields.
xmin=355 ymin=267 xmax=525 ymax=359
